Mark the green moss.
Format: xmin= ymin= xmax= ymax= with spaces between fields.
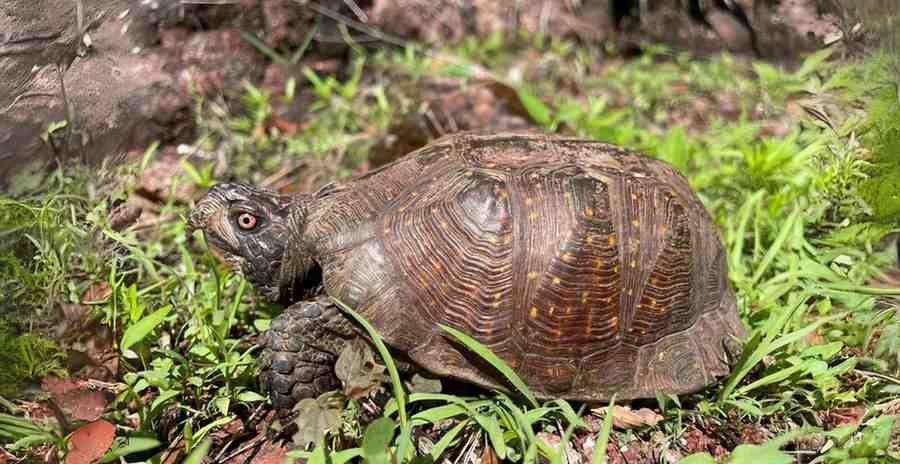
xmin=0 ymin=323 xmax=66 ymax=397
xmin=860 ymin=83 xmax=900 ymax=222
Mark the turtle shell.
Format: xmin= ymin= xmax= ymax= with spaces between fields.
xmin=307 ymin=132 xmax=745 ymax=400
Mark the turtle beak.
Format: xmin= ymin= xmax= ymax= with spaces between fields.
xmin=188 ymin=185 xmax=231 ymax=238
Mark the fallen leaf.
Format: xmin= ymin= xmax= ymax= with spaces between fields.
xmin=591 ymin=405 xmax=663 ymax=430
xmin=291 ymin=395 xmax=342 ymax=448
xmin=65 ymin=420 xmax=115 ymax=464
xmin=42 ymin=376 xmax=81 ymax=397
xmin=480 ymin=444 xmax=500 ymax=464
xmin=407 ymin=373 xmax=442 ymax=394
xmin=824 ymin=405 xmax=867 ymax=428
xmin=267 ymin=117 xmax=302 ymax=136
xmin=43 ymin=376 xmax=109 ymax=422
xmin=335 ymin=338 xmax=386 ymax=400
xmin=82 ymin=282 xmax=112 ymax=304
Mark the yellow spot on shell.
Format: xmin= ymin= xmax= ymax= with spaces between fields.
xmin=529 ymin=306 xmax=538 ymax=318
xmin=650 ymin=298 xmax=657 ymax=306
xmin=630 ymin=260 xmax=637 ymax=268
xmin=528 ymin=212 xmax=538 ymax=220
xmin=552 ymin=277 xmax=561 ymax=285
xmin=566 ymin=306 xmax=573 ymax=314
xmin=494 ymin=293 xmax=502 ymax=300
xmin=441 ymin=221 xmax=449 ymax=229
xmin=527 ymin=271 xmax=538 ymax=280
xmin=631 ymin=193 xmax=638 ymax=201
xmin=549 ymin=306 xmax=556 ymax=316
xmin=492 ymin=301 xmax=501 ymax=309
xmin=608 ymin=235 xmax=617 ymax=246
xmin=613 ymin=265 xmax=620 ymax=273
xmin=632 ymin=219 xmax=640 ymax=227
xmin=586 ymin=235 xmax=593 ymax=244
xmin=627 ymin=289 xmax=633 ymax=296
xmin=584 ymin=207 xmax=594 ymax=217
xmin=581 ymin=291 xmax=590 ymax=303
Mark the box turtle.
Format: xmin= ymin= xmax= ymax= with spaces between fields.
xmin=189 ymin=132 xmax=746 ymax=407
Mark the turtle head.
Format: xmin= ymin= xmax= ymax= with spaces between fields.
xmin=189 ymin=182 xmax=298 ymax=302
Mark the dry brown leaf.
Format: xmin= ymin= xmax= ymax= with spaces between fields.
xmin=43 ymin=376 xmax=109 ymax=422
xmin=65 ymin=420 xmax=115 ymax=464
xmin=480 ymin=443 xmax=500 ymax=464
xmin=334 ymin=338 xmax=386 ymax=400
xmin=592 ymin=405 xmax=664 ymax=430
xmin=82 ymin=282 xmax=112 ymax=304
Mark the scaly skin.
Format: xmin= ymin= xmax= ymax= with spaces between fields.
xmin=257 ymin=297 xmax=358 ymax=408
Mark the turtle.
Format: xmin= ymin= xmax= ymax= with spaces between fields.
xmin=189 ymin=132 xmax=746 ymax=408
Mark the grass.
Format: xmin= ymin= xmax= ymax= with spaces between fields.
xmin=2 ymin=22 xmax=900 ymax=464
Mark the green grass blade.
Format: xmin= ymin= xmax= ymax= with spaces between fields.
xmin=591 ymin=394 xmax=616 ymax=464
xmin=182 ymin=438 xmax=211 ymax=464
xmin=750 ymin=208 xmax=800 ymax=285
xmin=440 ymin=324 xmax=539 ymax=408
xmin=332 ymin=298 xmax=408 ymax=430
xmin=429 ymin=419 xmax=470 ymax=460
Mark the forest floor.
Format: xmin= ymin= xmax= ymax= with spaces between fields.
xmin=1 ymin=4 xmax=900 ymax=464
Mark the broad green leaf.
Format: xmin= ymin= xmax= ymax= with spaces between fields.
xmin=679 ymin=454 xmax=717 ymax=464
xmin=120 ymin=305 xmax=172 ymax=353
xmin=149 ymin=389 xmax=180 ymax=415
xmin=517 ymin=88 xmax=552 ymax=127
xmin=236 ymin=391 xmax=266 ymax=403
xmin=850 ymin=415 xmax=895 ymax=458
xmin=727 ymin=444 xmax=793 ymax=464
xmin=361 ymin=417 xmax=395 ymax=464
xmin=100 ymin=435 xmax=162 ymax=463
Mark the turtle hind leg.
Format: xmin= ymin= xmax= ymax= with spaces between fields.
xmin=258 ymin=297 xmax=356 ymax=409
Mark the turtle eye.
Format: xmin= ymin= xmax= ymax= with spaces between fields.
xmin=236 ymin=212 xmax=258 ymax=230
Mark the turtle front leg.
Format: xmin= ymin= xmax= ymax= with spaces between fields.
xmin=258 ymin=297 xmax=357 ymax=408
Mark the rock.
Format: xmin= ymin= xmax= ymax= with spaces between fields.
xmin=0 ymin=0 xmax=189 ymax=189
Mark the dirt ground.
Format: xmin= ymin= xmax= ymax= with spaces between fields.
xmin=0 ymin=0 xmax=854 ymax=190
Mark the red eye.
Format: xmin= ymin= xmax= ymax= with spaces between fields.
xmin=237 ymin=213 xmax=257 ymax=230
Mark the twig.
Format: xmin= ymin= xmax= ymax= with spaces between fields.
xmin=342 ymin=0 xmax=369 ymax=23
xmin=854 ymin=368 xmax=900 ymax=385
xmin=215 ymin=435 xmax=266 ymax=463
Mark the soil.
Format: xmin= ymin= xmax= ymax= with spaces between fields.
xmin=1 ymin=0 xmax=849 ymax=190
